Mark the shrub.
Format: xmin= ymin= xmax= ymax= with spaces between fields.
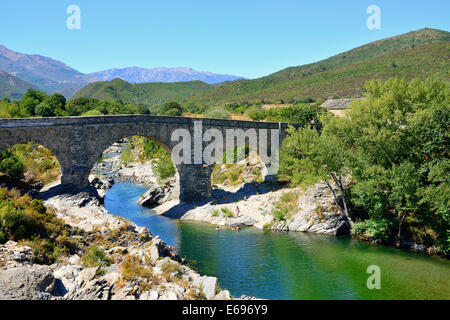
xmin=120 ymin=254 xmax=154 ymax=289
xmin=81 ymin=245 xmax=112 ymax=268
xmin=0 ymin=150 xmax=24 ymax=182
xmin=221 ymin=207 xmax=234 ymax=218
xmin=352 ymin=219 xmax=393 ymax=241
xmin=204 ymin=106 xmax=231 ymax=120
xmin=153 ymin=152 xmax=176 ymax=183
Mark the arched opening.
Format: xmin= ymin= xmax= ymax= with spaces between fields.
xmin=0 ymin=142 xmax=61 ymax=190
xmin=89 ymin=135 xmax=179 ymax=204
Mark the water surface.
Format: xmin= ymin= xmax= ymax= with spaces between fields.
xmin=105 ymin=182 xmax=450 ymax=300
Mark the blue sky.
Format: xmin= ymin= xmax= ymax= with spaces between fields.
xmin=1 ymin=0 xmax=448 ymax=79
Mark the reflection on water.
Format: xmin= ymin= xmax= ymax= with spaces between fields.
xmin=105 ymin=182 xmax=450 ymax=300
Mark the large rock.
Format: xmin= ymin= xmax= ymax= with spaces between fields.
xmin=0 ymin=266 xmax=56 ymax=300
xmin=192 ymin=276 xmax=218 ymax=299
xmin=137 ymin=186 xmax=166 ymax=207
xmin=288 ymin=183 xmax=350 ymax=235
xmin=230 ymin=215 xmax=257 ymax=228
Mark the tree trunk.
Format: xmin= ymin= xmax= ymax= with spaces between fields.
xmin=325 ymin=180 xmax=354 ymax=228
xmin=397 ymin=211 xmax=407 ymax=243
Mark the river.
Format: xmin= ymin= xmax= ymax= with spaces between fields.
xmin=104 ymin=182 xmax=450 ymax=300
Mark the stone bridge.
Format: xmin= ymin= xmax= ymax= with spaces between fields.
xmin=0 ymin=115 xmax=311 ymax=201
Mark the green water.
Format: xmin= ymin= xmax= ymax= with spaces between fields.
xmin=105 ymin=182 xmax=450 ymax=300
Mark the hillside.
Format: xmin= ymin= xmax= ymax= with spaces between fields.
xmin=0 ymin=70 xmax=38 ymax=100
xmin=0 ymin=45 xmax=97 ymax=97
xmin=72 ymin=78 xmax=214 ymax=106
xmin=89 ymin=66 xmax=242 ymax=84
xmin=180 ymin=28 xmax=450 ymax=105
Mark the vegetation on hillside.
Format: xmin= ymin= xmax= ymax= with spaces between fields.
xmin=0 ymin=70 xmax=38 ymax=100
xmin=72 ymin=78 xmax=214 ymax=108
xmin=181 ymin=40 xmax=449 ymax=108
xmin=0 ymin=187 xmax=77 ymax=263
xmin=279 ymin=78 xmax=449 ymax=254
xmin=0 ymin=143 xmax=61 ymax=187
xmin=65 ymin=29 xmax=449 ymax=116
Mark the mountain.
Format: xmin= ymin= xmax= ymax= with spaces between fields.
xmin=88 ymin=67 xmax=243 ymax=84
xmin=72 ymin=78 xmax=214 ymax=106
xmin=0 ymin=45 xmax=97 ymax=97
xmin=180 ymin=28 xmax=450 ymax=106
xmin=0 ymin=69 xmax=39 ymax=100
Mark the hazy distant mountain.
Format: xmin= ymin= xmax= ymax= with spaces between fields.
xmin=0 ymin=45 xmax=97 ymax=97
xmin=88 ymin=67 xmax=243 ymax=84
xmin=0 ymin=69 xmax=39 ymax=100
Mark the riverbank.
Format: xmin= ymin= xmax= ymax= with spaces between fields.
xmin=91 ymin=142 xmax=444 ymax=257
xmin=0 ymin=183 xmax=238 ymax=300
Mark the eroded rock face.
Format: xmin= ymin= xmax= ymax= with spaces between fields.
xmin=137 ymin=187 xmax=166 ymax=207
xmin=0 ymin=265 xmax=56 ymax=300
xmin=288 ymin=183 xmax=350 ymax=235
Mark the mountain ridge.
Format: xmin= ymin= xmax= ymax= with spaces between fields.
xmin=88 ymin=66 xmax=243 ymax=84
xmin=0 ymin=45 xmax=98 ymax=97
xmin=0 ymin=69 xmax=39 ymax=100
xmin=178 ymin=28 xmax=450 ymax=106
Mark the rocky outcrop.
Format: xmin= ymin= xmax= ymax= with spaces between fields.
xmin=137 ymin=187 xmax=166 ymax=207
xmin=0 ymin=265 xmax=56 ymax=300
xmin=0 ymin=186 xmax=238 ymax=300
xmin=158 ymin=181 xmax=350 ymax=236
xmin=287 ymin=183 xmax=350 ymax=235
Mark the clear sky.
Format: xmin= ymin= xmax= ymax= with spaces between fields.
xmin=1 ymin=0 xmax=449 ymax=79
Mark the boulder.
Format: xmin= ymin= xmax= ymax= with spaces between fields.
xmin=287 ymin=183 xmax=350 ymax=236
xmin=193 ymin=276 xmax=218 ymax=299
xmin=137 ymin=187 xmax=166 ymax=207
xmin=230 ymin=215 xmax=257 ymax=228
xmin=213 ymin=290 xmax=232 ymax=300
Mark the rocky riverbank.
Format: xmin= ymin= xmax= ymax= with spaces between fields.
xmin=155 ymin=180 xmax=350 ymax=236
xmin=0 ymin=184 xmax=237 ymax=300
xmin=91 ymin=143 xmax=350 ymax=236
xmin=90 ymin=141 xmax=161 ymax=186
xmin=91 ymin=140 xmax=441 ymax=256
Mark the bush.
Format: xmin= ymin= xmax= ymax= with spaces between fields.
xmin=81 ymin=245 xmax=112 ymax=268
xmin=0 ymin=150 xmax=24 ymax=182
xmin=221 ymin=207 xmax=234 ymax=218
xmin=153 ymin=152 xmax=176 ymax=183
xmin=0 ymin=188 xmax=75 ymax=263
xmin=204 ymin=106 xmax=231 ymax=120
xmin=161 ymin=102 xmax=183 ymax=116
xmin=352 ymin=219 xmax=393 ymax=241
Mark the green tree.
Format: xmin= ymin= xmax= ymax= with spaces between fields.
xmin=0 ymin=149 xmax=24 ymax=182
xmin=161 ymin=102 xmax=183 ymax=116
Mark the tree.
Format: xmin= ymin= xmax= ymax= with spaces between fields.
xmin=20 ymin=89 xmax=47 ymax=116
xmin=35 ymin=102 xmax=56 ymax=117
xmin=45 ymin=93 xmax=67 ymax=116
xmin=279 ymin=78 xmax=449 ymax=252
xmin=161 ymin=102 xmax=183 ymax=116
xmin=280 ymin=122 xmax=355 ymax=227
